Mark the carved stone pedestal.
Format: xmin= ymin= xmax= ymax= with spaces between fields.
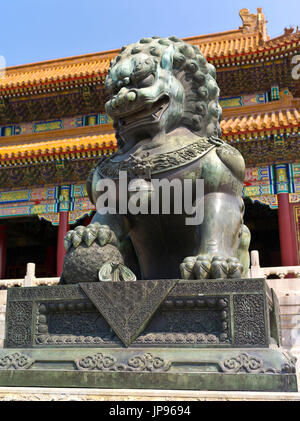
xmin=0 ymin=278 xmax=297 ymax=392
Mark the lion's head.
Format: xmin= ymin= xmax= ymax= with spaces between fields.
xmin=105 ymin=36 xmax=222 ymax=148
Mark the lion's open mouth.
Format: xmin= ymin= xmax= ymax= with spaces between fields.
xmin=118 ymin=95 xmax=169 ymax=134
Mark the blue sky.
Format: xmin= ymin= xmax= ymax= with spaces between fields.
xmin=1 ymin=0 xmax=300 ymax=67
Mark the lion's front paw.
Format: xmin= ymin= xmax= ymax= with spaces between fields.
xmin=180 ymin=255 xmax=243 ymax=280
xmin=64 ymin=223 xmax=118 ymax=252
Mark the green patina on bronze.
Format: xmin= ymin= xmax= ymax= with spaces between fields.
xmin=62 ymin=36 xmax=251 ymax=284
xmin=5 ymin=278 xmax=274 ymax=349
xmin=0 ymin=279 xmax=298 ymax=391
xmin=0 ymin=367 xmax=297 ymax=392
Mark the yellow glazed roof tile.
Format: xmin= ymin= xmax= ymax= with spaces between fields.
xmin=221 ymin=108 xmax=300 ymax=135
xmin=188 ymin=33 xmax=261 ymax=58
xmin=0 ymin=52 xmax=115 ymax=90
xmin=2 ymin=107 xmax=299 ymax=160
xmin=1 ymin=13 xmax=299 ymax=92
xmin=188 ymin=30 xmax=300 ymax=59
xmin=0 ymin=133 xmax=117 ymax=159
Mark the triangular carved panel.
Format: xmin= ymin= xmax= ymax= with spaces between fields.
xmin=80 ymin=280 xmax=178 ymax=346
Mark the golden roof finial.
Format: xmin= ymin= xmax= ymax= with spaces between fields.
xmin=284 ymin=27 xmax=294 ymax=35
xmin=239 ymin=7 xmax=268 ymax=41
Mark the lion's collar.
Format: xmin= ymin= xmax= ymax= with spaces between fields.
xmin=97 ymin=137 xmax=224 ymax=179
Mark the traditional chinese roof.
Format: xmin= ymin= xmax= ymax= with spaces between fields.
xmin=2 ymin=100 xmax=299 ymax=165
xmin=221 ymin=106 xmax=300 ymax=139
xmin=187 ymin=21 xmax=300 ymax=68
xmin=0 ymin=50 xmax=115 ymax=95
xmin=1 ymin=8 xmax=299 ymax=97
xmin=1 ymin=92 xmax=299 ymax=164
xmin=0 ymin=6 xmax=298 ymax=176
xmin=0 ymin=133 xmax=117 ymax=165
xmin=221 ymin=89 xmax=300 ymax=138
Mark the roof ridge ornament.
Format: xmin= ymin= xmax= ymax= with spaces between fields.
xmin=239 ymin=8 xmax=268 ymax=42
xmin=284 ymin=27 xmax=295 ymax=36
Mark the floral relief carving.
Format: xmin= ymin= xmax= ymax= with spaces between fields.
xmin=75 ymin=352 xmax=171 ymax=372
xmin=0 ymin=353 xmax=34 ymax=370
xmin=219 ymin=353 xmax=264 ymax=373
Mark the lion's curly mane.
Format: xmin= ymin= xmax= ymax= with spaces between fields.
xmin=105 ymin=36 xmax=222 ymax=147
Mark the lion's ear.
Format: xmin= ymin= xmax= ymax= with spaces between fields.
xmin=161 ymin=45 xmax=175 ymax=72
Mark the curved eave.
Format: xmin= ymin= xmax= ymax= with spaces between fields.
xmin=221 ymin=107 xmax=300 ymax=139
xmin=0 ymin=133 xmax=117 ymax=166
xmin=205 ymin=35 xmax=300 ymax=62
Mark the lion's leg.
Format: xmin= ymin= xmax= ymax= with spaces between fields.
xmin=237 ymin=224 xmax=251 ymax=277
xmin=197 ymin=192 xmax=243 ymax=256
xmin=180 ymin=192 xmax=245 ymax=279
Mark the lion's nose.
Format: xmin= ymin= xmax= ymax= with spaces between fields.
xmin=106 ymin=87 xmax=137 ymax=114
xmin=115 ymin=93 xmax=127 ymax=107
xmin=112 ymin=89 xmax=137 ymax=109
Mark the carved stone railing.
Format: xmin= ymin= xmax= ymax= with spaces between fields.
xmin=249 ymin=250 xmax=300 ymax=280
xmin=0 ymin=255 xmax=299 ymax=289
xmin=0 ymin=263 xmax=59 ymax=291
xmin=0 ymin=279 xmax=23 ymax=289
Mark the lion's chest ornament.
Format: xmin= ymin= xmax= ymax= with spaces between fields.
xmin=97 ymin=136 xmax=224 ymax=180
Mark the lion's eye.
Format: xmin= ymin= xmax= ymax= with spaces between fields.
xmin=136 ymin=73 xmax=155 ymax=88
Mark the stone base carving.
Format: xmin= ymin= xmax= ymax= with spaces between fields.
xmin=0 ymin=348 xmax=296 ymax=392
xmin=0 ymin=279 xmax=297 ymax=392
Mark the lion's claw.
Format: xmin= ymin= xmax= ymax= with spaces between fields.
xmin=210 ymin=256 xmax=228 ymax=279
xmin=226 ymin=257 xmax=243 ymax=278
xmin=180 ymin=255 xmax=243 ymax=279
xmin=194 ymin=256 xmax=211 ymax=279
xmin=180 ymin=257 xmax=195 ymax=279
xmin=64 ymin=223 xmax=118 ymax=252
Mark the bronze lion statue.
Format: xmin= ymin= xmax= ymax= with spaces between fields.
xmin=61 ymin=36 xmax=250 ymax=283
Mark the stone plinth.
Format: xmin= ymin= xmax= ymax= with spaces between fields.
xmin=0 ymin=279 xmax=297 ymax=392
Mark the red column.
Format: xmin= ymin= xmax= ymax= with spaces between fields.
xmin=277 ymin=193 xmax=298 ymax=266
xmin=56 ymin=212 xmax=69 ymax=277
xmin=0 ymin=225 xmax=7 ymax=279
xmin=83 ymin=215 xmax=92 ymax=226
xmin=291 ymin=204 xmax=300 ymax=265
